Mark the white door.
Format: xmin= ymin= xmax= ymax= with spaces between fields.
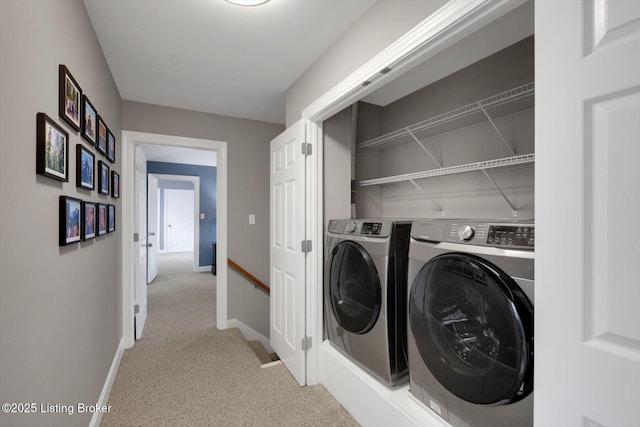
xmin=147 ymin=174 xmax=159 ymax=283
xmin=536 ymin=2 xmax=640 ymax=426
xmin=134 ymin=146 xmax=148 ymax=340
xmin=165 ymin=189 xmax=194 ymax=253
xmin=270 ymin=120 xmax=307 ymax=385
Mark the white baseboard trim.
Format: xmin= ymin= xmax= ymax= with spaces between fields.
xmin=319 ymin=341 xmax=449 ymax=427
xmin=196 ymin=265 xmax=213 ymax=273
xmin=226 ymin=318 xmax=273 ymax=353
xmin=90 ymin=337 xmax=125 ymax=427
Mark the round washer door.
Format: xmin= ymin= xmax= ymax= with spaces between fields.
xmin=409 ymin=253 xmax=533 ymax=405
xmin=329 ymin=241 xmax=381 ymax=334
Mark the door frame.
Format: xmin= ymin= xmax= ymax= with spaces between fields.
xmin=152 ymin=173 xmax=201 ymax=271
xmin=298 ymin=0 xmax=529 ymax=412
xmin=121 ymin=131 xmax=228 ymax=348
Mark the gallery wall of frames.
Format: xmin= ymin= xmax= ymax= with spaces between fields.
xmin=36 ymin=64 xmax=120 ymax=246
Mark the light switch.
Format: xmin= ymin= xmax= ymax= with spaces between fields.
xmin=249 ymin=214 xmax=255 ymax=225
xmin=200 ymin=213 xmax=205 ymax=220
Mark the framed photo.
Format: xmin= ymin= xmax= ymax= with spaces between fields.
xmin=76 ymin=144 xmax=95 ymax=190
xmin=97 ymin=203 xmax=107 ymax=236
xmin=108 ymin=204 xmax=116 ymax=233
xmin=59 ymin=196 xmax=82 ymax=246
xmin=107 ymin=129 xmax=116 ymax=163
xmin=36 ymin=112 xmax=69 ymax=182
xmin=82 ymin=201 xmax=97 ymax=241
xmin=97 ymin=116 xmax=107 ymax=156
xmin=59 ymin=65 xmax=82 ymax=131
xmin=81 ymin=95 xmax=97 ymax=145
xmin=98 ymin=161 xmax=110 ymax=195
xmin=111 ymin=171 xmax=120 ymax=198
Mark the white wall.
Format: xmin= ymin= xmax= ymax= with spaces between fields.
xmin=0 ymin=1 xmax=122 ymax=426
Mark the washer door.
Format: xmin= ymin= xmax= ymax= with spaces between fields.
xmin=409 ymin=253 xmax=533 ymax=405
xmin=329 ymin=241 xmax=381 ymax=334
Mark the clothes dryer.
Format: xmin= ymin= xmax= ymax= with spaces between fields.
xmin=407 ymin=219 xmax=534 ymax=427
xmin=324 ymin=219 xmax=411 ymax=386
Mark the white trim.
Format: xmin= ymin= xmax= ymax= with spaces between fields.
xmin=227 ymin=318 xmax=273 ymax=354
xmin=121 ymin=131 xmax=228 ymax=348
xmin=196 ymin=265 xmax=213 ymax=273
xmin=89 ymin=338 xmax=125 ymax=427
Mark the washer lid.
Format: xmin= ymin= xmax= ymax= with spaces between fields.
xmin=329 ymin=241 xmax=381 ymax=334
xmin=409 ymin=253 xmax=533 ymax=405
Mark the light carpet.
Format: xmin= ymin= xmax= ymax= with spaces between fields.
xmin=101 ymin=252 xmax=359 ymax=426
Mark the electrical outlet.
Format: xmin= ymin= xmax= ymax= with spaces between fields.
xmin=249 ymin=214 xmax=255 ymax=225
xmin=200 ymin=213 xmax=205 ymax=220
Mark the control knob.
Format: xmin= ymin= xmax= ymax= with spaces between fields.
xmin=458 ymin=225 xmax=475 ymax=241
xmin=345 ymin=222 xmax=357 ymax=233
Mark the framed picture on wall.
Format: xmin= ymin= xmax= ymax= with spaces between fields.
xmin=107 ymin=129 xmax=116 ymax=163
xmin=111 ymin=171 xmax=120 ymax=198
xmin=82 ymin=201 xmax=97 ymax=241
xmin=108 ymin=204 xmax=115 ymax=233
xmin=81 ymin=95 xmax=98 ymax=145
xmin=59 ymin=195 xmax=82 ymax=246
xmin=36 ymin=112 xmax=69 ymax=182
xmin=58 ymin=65 xmax=82 ymax=132
xmin=97 ymin=203 xmax=107 ymax=236
xmin=76 ymin=144 xmax=95 ymax=190
xmin=98 ymin=160 xmax=110 ymax=195
xmin=97 ymin=116 xmax=108 ymax=156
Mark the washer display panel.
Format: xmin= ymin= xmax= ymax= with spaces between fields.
xmin=329 ymin=241 xmax=381 ymax=334
xmin=409 ymin=253 xmax=533 ymax=405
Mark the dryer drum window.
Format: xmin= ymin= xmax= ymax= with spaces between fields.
xmin=409 ymin=253 xmax=533 ymax=405
xmin=329 ymin=241 xmax=382 ymax=334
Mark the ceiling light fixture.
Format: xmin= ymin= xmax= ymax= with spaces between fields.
xmin=225 ymin=0 xmax=270 ymax=6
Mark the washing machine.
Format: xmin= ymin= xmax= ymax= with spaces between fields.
xmin=407 ymin=219 xmax=534 ymax=427
xmin=324 ymin=219 xmax=411 ymax=386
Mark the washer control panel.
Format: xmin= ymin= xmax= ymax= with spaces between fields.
xmin=328 ymin=219 xmax=391 ymax=237
xmin=445 ymin=222 xmax=534 ymax=249
xmin=487 ymin=225 xmax=535 ymax=248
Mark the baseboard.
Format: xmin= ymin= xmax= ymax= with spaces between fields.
xmin=196 ymin=265 xmax=213 ymax=273
xmin=319 ymin=341 xmax=449 ymax=427
xmin=226 ymin=318 xmax=273 ymax=353
xmin=90 ymin=337 xmax=125 ymax=427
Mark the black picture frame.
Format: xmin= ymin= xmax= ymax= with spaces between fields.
xmin=76 ymin=144 xmax=95 ymax=190
xmin=98 ymin=160 xmax=110 ymax=195
xmin=59 ymin=65 xmax=82 ymax=132
xmin=36 ymin=112 xmax=69 ymax=182
xmin=107 ymin=129 xmax=116 ymax=163
xmin=108 ymin=204 xmax=116 ymax=233
xmin=82 ymin=201 xmax=97 ymax=241
xmin=97 ymin=203 xmax=107 ymax=236
xmin=111 ymin=171 xmax=120 ymax=198
xmin=97 ymin=116 xmax=107 ymax=156
xmin=81 ymin=95 xmax=98 ymax=146
xmin=59 ymin=195 xmax=82 ymax=246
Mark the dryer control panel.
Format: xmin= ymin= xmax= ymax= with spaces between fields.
xmin=327 ymin=219 xmax=393 ymax=238
xmin=443 ymin=222 xmax=535 ymax=249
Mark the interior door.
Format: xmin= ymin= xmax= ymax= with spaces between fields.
xmin=270 ymin=120 xmax=307 ymax=385
xmin=147 ymin=174 xmax=159 ymax=283
xmin=536 ymin=1 xmax=640 ymax=426
xmin=165 ymin=189 xmax=194 ymax=253
xmin=134 ymin=146 xmax=148 ymax=340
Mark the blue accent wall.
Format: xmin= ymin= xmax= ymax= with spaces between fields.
xmin=147 ymin=162 xmax=217 ymax=267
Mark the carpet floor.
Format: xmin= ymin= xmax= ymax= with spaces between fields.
xmin=101 ymin=252 xmax=359 ymax=426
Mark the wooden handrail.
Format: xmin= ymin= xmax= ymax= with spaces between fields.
xmin=227 ymin=258 xmax=270 ymax=294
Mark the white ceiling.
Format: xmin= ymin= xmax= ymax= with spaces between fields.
xmin=82 ymin=0 xmax=376 ymax=125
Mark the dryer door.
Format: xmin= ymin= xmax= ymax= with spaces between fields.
xmin=329 ymin=241 xmax=381 ymax=334
xmin=409 ymin=253 xmax=533 ymax=405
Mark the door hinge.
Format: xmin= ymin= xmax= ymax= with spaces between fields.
xmin=301 ymin=142 xmax=312 ymax=156
xmin=133 ymin=233 xmax=139 ymax=242
xmin=301 ymin=336 xmax=312 ymax=351
xmin=134 ymin=304 xmax=140 ymax=314
xmin=301 ymin=240 xmax=312 ymax=253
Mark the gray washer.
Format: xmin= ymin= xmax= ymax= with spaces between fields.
xmin=324 ymin=219 xmax=411 ymax=386
xmin=407 ymin=219 xmax=534 ymax=427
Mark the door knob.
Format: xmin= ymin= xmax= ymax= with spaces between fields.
xmin=147 ymin=243 xmax=153 ymax=248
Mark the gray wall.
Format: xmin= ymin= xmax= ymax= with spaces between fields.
xmin=0 ymin=1 xmax=122 ymax=426
xmin=286 ymin=0 xmax=448 ymax=127
xmin=122 ymin=101 xmax=283 ymax=337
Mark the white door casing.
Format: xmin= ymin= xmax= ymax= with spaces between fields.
xmin=134 ymin=146 xmax=148 ymax=340
xmin=165 ymin=189 xmax=195 ymax=253
xmin=536 ymin=1 xmax=640 ymax=426
xmin=147 ymin=174 xmax=159 ymax=283
xmin=270 ymin=120 xmax=307 ymax=385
